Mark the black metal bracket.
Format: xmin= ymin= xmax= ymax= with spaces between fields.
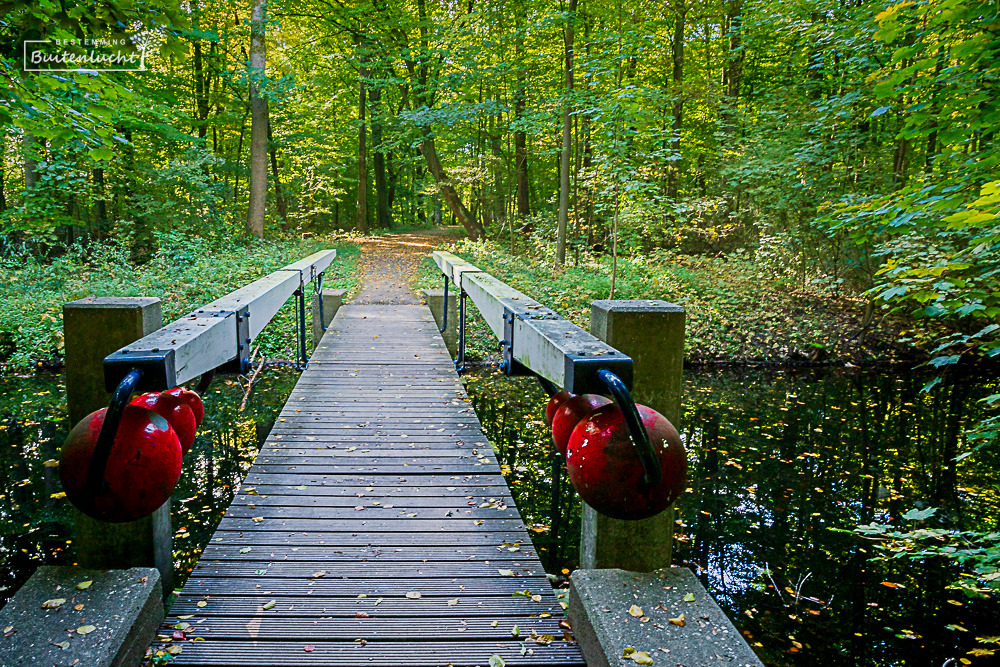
xmin=499 ymin=306 xmax=537 ymax=377
xmin=217 ymin=306 xmax=252 ymax=375
xmin=597 ymin=368 xmax=662 ymax=489
xmin=104 ymin=349 xmax=174 ymax=393
xmin=314 ymin=271 xmax=327 ymax=333
xmin=439 ymin=273 xmax=449 ymax=333
xmin=454 ymin=270 xmax=482 ymax=373
xmin=88 ymin=368 xmax=143 ymax=493
xmin=278 ymin=267 xmax=309 ymax=369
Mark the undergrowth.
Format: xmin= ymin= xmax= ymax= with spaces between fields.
xmin=0 ymin=234 xmax=359 ymax=371
xmin=415 ymin=238 xmax=920 ymax=365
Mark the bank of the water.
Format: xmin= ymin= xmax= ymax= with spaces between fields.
xmin=465 ymin=365 xmax=1000 ymax=667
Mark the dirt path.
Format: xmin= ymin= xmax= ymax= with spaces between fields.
xmin=350 ymin=229 xmax=452 ymax=305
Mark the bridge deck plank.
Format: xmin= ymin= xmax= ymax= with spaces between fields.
xmin=166 ymin=305 xmax=583 ymax=667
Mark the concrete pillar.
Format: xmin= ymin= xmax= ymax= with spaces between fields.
xmin=423 ymin=288 xmax=458 ymax=356
xmin=582 ymin=299 xmax=685 ymax=571
xmin=63 ymin=297 xmax=173 ymax=594
xmin=312 ymin=288 xmax=348 ymax=348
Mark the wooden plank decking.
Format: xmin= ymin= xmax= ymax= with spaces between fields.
xmin=166 ymin=304 xmax=585 ymax=666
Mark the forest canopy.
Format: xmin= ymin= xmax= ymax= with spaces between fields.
xmin=0 ymin=0 xmax=997 ymax=378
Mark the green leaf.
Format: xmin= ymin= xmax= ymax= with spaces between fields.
xmin=902 ymin=507 xmax=937 ymax=521
xmin=89 ymin=147 xmax=114 ymax=161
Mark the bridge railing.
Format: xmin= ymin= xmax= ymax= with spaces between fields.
xmin=432 ymin=250 xmax=632 ymax=394
xmin=103 ymin=249 xmax=336 ymax=392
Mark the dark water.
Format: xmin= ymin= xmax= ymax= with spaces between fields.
xmin=2 ymin=364 xmax=999 ymax=665
xmin=0 ymin=368 xmax=297 ymax=605
xmin=465 ymin=366 xmax=1000 ymax=667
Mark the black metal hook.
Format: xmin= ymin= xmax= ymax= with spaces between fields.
xmin=537 ymin=376 xmax=559 ymax=397
xmin=87 ymin=368 xmax=143 ymax=494
xmin=597 ymin=369 xmax=662 ymax=489
xmin=439 ymin=273 xmax=449 ymax=333
xmin=195 ymin=370 xmax=215 ymax=396
xmin=315 ymin=271 xmax=326 ymax=332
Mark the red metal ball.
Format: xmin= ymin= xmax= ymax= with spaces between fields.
xmin=550 ymin=394 xmax=611 ymax=456
xmin=566 ymin=403 xmax=687 ymax=521
xmin=59 ymin=406 xmax=183 ymax=523
xmin=545 ymin=390 xmax=575 ymax=425
xmin=131 ymin=390 xmax=198 ymax=454
xmin=170 ymin=387 xmax=205 ymax=426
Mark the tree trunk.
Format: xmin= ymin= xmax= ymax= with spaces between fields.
xmin=419 ymin=130 xmax=484 ymax=240
xmin=23 ymin=133 xmax=38 ymax=191
xmin=514 ymin=3 xmax=530 ymax=227
xmin=356 ymin=36 xmax=369 ymax=234
xmin=368 ymin=84 xmax=391 ymax=229
xmin=193 ymin=40 xmax=210 ymax=139
xmin=245 ymin=0 xmax=268 ymax=237
xmin=93 ymin=168 xmax=107 ymax=237
xmin=722 ymin=0 xmax=743 ymax=136
xmin=267 ymin=118 xmax=289 ymax=229
xmin=556 ymin=0 xmax=578 ymax=264
xmin=667 ymin=0 xmax=685 ymax=200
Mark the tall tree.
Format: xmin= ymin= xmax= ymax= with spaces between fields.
xmin=667 ymin=0 xmax=685 ymax=200
xmin=356 ymin=35 xmax=369 ymax=234
xmin=514 ymin=1 xmax=530 ymax=226
xmin=245 ymin=0 xmax=268 ymax=237
xmin=556 ymin=0 xmax=578 ymax=264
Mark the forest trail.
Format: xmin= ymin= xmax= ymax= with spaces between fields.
xmin=351 ymin=229 xmax=458 ymax=305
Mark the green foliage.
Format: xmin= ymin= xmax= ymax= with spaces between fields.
xmin=0 ymin=235 xmax=358 ymax=370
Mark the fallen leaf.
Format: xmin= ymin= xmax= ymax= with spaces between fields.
xmin=311 ymin=571 xmax=327 ymax=579
xmin=41 ymin=598 xmax=66 ymax=609
xmin=511 ymin=624 xmax=520 ymax=637
xmin=489 ymin=655 xmax=505 ymax=667
xmin=629 ymin=605 xmax=644 ymax=617
xmin=355 ymin=612 xmax=370 ymax=618
xmin=669 ymin=614 xmax=686 ymax=627
xmin=50 ymin=641 xmax=69 ymax=649
xmin=531 ymin=594 xmax=542 ymax=602
xmin=73 ymin=604 xmax=84 ymax=611
xmin=176 ymin=615 xmax=194 ymax=620
xmin=623 ymin=647 xmax=636 ymax=658
xmin=294 ymin=485 xmax=308 ymax=490
xmin=76 ymin=625 xmax=96 ymax=635
xmin=251 ymin=517 xmax=264 ymax=523
xmin=498 ymin=569 xmax=514 ymax=576
xmin=263 ymin=600 xmax=276 ymax=610
xmin=304 ymin=644 xmax=315 ymax=652
xmin=76 ymin=580 xmax=93 ymax=590
xmin=43 ymin=459 xmax=59 ymax=467
xmin=196 ymin=601 xmax=207 ymax=608
xmin=632 ymin=651 xmax=653 ymax=665
xmin=447 ymin=598 xmax=460 ymax=606
xmin=167 ymin=645 xmax=182 ymax=655
xmin=50 ymin=492 xmax=66 ymax=499
xmin=240 ymin=547 xmax=252 ymax=554
xmin=406 ymin=591 xmax=421 ymax=599
xmin=683 ymin=593 xmax=696 ymax=602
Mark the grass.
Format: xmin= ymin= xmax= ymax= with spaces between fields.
xmin=0 ymin=234 xmax=359 ymax=371
xmin=414 ymin=237 xmax=917 ymax=365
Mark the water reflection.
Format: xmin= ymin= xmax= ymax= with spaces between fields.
xmin=465 ymin=366 xmax=1000 ymax=667
xmin=0 ymin=368 xmax=297 ymax=605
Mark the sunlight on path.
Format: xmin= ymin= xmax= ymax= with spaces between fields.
xmin=351 ymin=231 xmax=448 ymax=305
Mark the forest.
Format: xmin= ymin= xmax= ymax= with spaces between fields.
xmin=1 ymin=0 xmax=999 ymax=663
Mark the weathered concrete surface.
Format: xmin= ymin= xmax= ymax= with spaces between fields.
xmin=64 ymin=297 xmax=162 ymax=425
xmin=74 ymin=503 xmax=173 ymax=596
xmin=312 ymin=288 xmax=348 ymax=348
xmin=63 ymin=297 xmax=173 ymax=592
xmin=422 ymin=287 xmax=459 ymax=356
xmin=568 ymin=567 xmax=763 ymax=667
xmin=0 ymin=566 xmax=162 ymax=667
xmin=585 ymin=300 xmax=686 ymax=571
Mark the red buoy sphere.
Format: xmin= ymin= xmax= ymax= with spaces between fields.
xmin=566 ymin=403 xmax=686 ymax=520
xmin=551 ymin=394 xmax=611 ymax=456
xmin=59 ymin=406 xmax=183 ymax=523
xmin=171 ymin=388 xmax=205 ymax=426
xmin=545 ymin=390 xmax=574 ymax=425
xmin=131 ymin=390 xmax=198 ymax=454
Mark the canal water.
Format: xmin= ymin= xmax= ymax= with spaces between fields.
xmin=1 ymin=365 xmax=998 ymax=666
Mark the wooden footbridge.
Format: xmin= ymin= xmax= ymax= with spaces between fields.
xmin=165 ymin=302 xmax=585 ymax=665
xmin=80 ymin=247 xmax=654 ymax=666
